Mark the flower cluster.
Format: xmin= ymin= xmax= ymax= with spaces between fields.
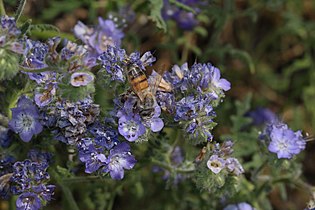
xmin=10 ymin=160 xmax=55 ymax=210
xmin=41 ymin=98 xmax=100 ymax=145
xmin=9 ymin=96 xmax=43 ymax=142
xmin=162 ymin=0 xmax=203 ymax=30
xmin=206 ymin=141 xmax=244 ymax=176
xmin=261 ymin=122 xmax=306 ymax=159
xmin=114 ymin=95 xmax=164 ymax=142
xmin=162 ymin=63 xmax=230 ymax=143
xmin=21 ymin=37 xmax=98 ymax=108
xmin=77 ymin=135 xmax=136 ymax=180
xmin=98 ymin=45 xmax=156 ymax=82
xmin=0 ymin=15 xmax=23 ymax=53
xmin=74 ymin=17 xmax=124 ymax=56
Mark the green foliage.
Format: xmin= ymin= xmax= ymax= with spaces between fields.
xmin=149 ymin=0 xmax=167 ymax=32
xmin=14 ymin=0 xmax=27 ymax=21
xmin=0 ymin=49 xmax=19 ymax=81
xmin=28 ymin=24 xmax=60 ymax=34
xmin=59 ymin=82 xmax=95 ymax=102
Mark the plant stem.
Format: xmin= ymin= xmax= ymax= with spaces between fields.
xmin=251 ymin=158 xmax=268 ymax=181
xmin=167 ymin=129 xmax=180 ymax=156
xmin=50 ymin=170 xmax=80 ymax=210
xmin=0 ymin=0 xmax=6 ymax=16
xmin=151 ymin=159 xmax=195 ymax=173
xmin=15 ymin=0 xmax=27 ymax=22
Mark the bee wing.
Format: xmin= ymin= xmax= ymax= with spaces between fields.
xmin=150 ymin=65 xmax=172 ymax=93
xmin=149 ymin=70 xmax=162 ymax=95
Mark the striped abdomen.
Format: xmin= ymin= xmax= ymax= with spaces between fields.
xmin=127 ymin=66 xmax=149 ymax=101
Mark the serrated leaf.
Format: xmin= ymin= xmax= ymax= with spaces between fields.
xmin=59 ymin=82 xmax=95 ymax=102
xmin=149 ymin=0 xmax=167 ymax=32
xmin=28 ymin=24 xmax=60 ymax=33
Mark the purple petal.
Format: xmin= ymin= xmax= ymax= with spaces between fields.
xmin=109 ymin=164 xmax=124 ymax=180
xmin=150 ymin=117 xmax=164 ymax=132
xmin=218 ymin=78 xmax=231 ymax=91
xmin=19 ymin=131 xmax=33 ymax=142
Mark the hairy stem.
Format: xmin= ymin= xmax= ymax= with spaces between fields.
xmin=15 ymin=0 xmax=27 ymax=22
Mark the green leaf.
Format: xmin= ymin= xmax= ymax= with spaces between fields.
xmin=28 ymin=24 xmax=60 ymax=33
xmin=59 ymin=74 xmax=96 ymax=102
xmin=169 ymin=0 xmax=195 ymax=13
xmin=19 ymin=19 xmax=32 ymax=35
xmin=15 ymin=0 xmax=27 ymax=22
xmin=149 ymin=0 xmax=167 ymax=32
xmin=0 ymin=49 xmax=19 ymax=81
xmin=194 ymin=26 xmax=208 ymax=37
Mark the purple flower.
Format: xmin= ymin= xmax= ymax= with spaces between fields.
xmin=34 ymin=85 xmax=56 ymax=107
xmin=1 ymin=15 xmax=21 ymax=36
xmin=74 ymin=17 xmax=124 ymax=56
xmin=206 ymin=155 xmax=225 ymax=174
xmin=98 ymin=45 xmax=126 ymax=82
xmin=224 ymin=202 xmax=255 ymax=210
xmin=89 ymin=123 xmax=119 ymax=150
xmin=164 ymin=62 xmax=230 ymax=95
xmin=162 ymin=0 xmax=201 ymax=30
xmin=225 ymin=157 xmax=244 ymax=176
xmin=141 ymin=105 xmax=164 ymax=132
xmin=79 ymin=144 xmax=108 ymax=174
xmin=10 ymin=160 xmax=54 ymax=209
xmin=246 ymin=107 xmax=278 ymax=126
xmin=103 ymin=142 xmax=136 ymax=180
xmin=22 ymin=40 xmax=49 ymax=69
xmin=32 ymin=184 xmax=55 ymax=202
xmin=208 ymin=64 xmax=231 ymax=91
xmin=174 ymin=96 xmax=198 ymax=121
xmin=16 ymin=192 xmax=41 ymax=210
xmin=70 ymin=72 xmax=94 ymax=87
xmin=156 ymin=91 xmax=176 ymax=114
xmin=118 ymin=114 xmax=146 ymax=142
xmin=9 ymin=96 xmax=43 ymax=142
xmin=164 ymin=63 xmax=189 ymax=92
xmin=267 ymin=123 xmax=306 ymax=159
xmin=45 ymin=99 xmax=100 ymax=145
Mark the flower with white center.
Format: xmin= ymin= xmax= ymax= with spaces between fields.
xmin=206 ymin=155 xmax=225 ymax=174
xmin=9 ymin=96 xmax=43 ymax=142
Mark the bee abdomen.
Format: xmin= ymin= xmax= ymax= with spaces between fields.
xmin=130 ymin=75 xmax=149 ymax=92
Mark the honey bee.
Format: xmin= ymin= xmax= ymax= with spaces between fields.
xmin=123 ymin=56 xmax=172 ymax=119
